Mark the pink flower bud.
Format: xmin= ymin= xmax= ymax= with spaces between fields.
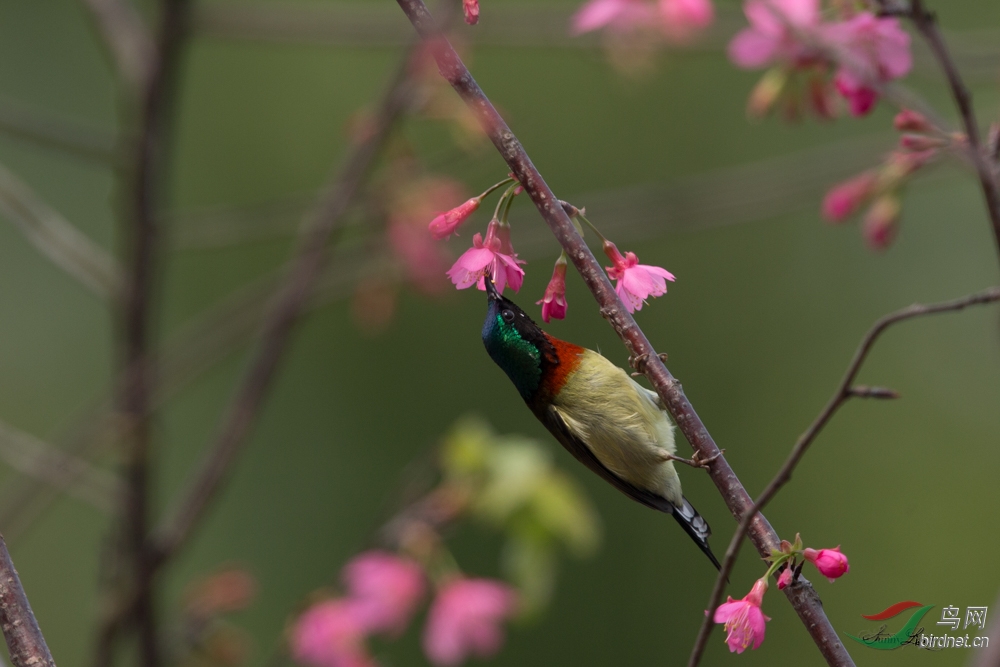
xmin=776 ymin=567 xmax=793 ymax=590
xmin=862 ymin=195 xmax=900 ymax=251
xmin=463 ymin=0 xmax=480 ymax=24
xmin=893 ymin=109 xmax=933 ymax=133
xmin=899 ymin=134 xmax=944 ymax=151
xmin=821 ymin=172 xmax=877 ymax=223
xmin=342 ymin=551 xmax=426 ymax=636
xmin=803 ymin=547 xmax=850 ymax=582
xmin=536 ymin=256 xmax=568 ymax=322
xmin=429 ymin=198 xmax=481 ymax=240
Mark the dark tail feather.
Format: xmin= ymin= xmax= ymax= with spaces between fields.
xmin=672 ymin=496 xmax=721 ymax=571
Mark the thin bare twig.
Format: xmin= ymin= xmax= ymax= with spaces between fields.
xmin=78 ymin=0 xmax=155 ymax=89
xmin=0 ymin=97 xmax=117 ymax=164
xmin=909 ymin=0 xmax=1000 ymax=256
xmin=0 ymin=419 xmax=119 ymax=512
xmin=688 ymin=285 xmax=1000 ymax=667
xmin=0 ymin=162 xmax=122 ymax=299
xmin=394 ymin=1 xmax=854 ymax=664
xmin=0 ymin=534 xmax=57 ymax=667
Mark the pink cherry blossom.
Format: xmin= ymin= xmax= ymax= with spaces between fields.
xmin=776 ymin=567 xmax=793 ymax=590
xmin=827 ymin=13 xmax=911 ymax=116
xmin=571 ymin=0 xmax=712 ymax=39
xmin=463 ymin=0 xmax=480 ymax=25
xmin=342 ymin=551 xmax=426 ymax=636
xmin=659 ymin=0 xmax=714 ymax=41
xmin=803 ymin=546 xmax=850 ymax=582
xmin=893 ymin=109 xmax=932 ymax=133
xmin=536 ymin=256 xmax=568 ymax=323
xmin=446 ymin=219 xmax=525 ymax=294
xmin=603 ymin=241 xmax=675 ymax=313
xmin=423 ymin=578 xmax=518 ymax=666
xmin=291 ymin=599 xmax=377 ymax=667
xmin=429 ymin=197 xmax=481 ymax=240
xmin=728 ymin=0 xmax=821 ymax=69
xmin=713 ymin=578 xmax=770 ymax=653
xmin=821 ymin=171 xmax=877 ymax=223
xmin=570 ymin=0 xmax=655 ymax=34
xmin=388 ymin=220 xmax=450 ymax=295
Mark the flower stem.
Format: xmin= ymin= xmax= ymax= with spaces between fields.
xmin=478 ymin=177 xmax=516 ymax=202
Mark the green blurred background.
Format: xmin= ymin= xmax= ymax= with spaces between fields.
xmin=0 ymin=0 xmax=998 ymax=665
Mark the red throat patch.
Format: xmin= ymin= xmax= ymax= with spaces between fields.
xmin=540 ymin=334 xmax=584 ymax=396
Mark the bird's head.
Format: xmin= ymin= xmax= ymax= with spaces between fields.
xmin=482 ymin=279 xmax=552 ymax=400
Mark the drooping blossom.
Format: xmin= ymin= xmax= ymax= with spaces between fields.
xmin=570 ymin=0 xmax=712 ymax=41
xmin=291 ymin=600 xmax=376 ymax=667
xmin=862 ymin=194 xmax=900 ymax=251
xmin=821 ymin=171 xmax=877 ymax=223
xmin=429 ymin=198 xmax=481 ymax=239
xmin=803 ymin=546 xmax=850 ymax=582
xmin=463 ymin=0 xmax=480 ymax=24
xmin=728 ymin=0 xmax=822 ymax=70
xmin=776 ymin=567 xmax=793 ymax=590
xmin=342 ymin=551 xmax=426 ymax=636
xmin=603 ymin=241 xmax=675 ymax=313
xmin=536 ymin=255 xmax=568 ymax=322
xmin=827 ymin=13 xmax=911 ymax=116
xmin=423 ymin=578 xmax=518 ymax=666
xmin=446 ymin=219 xmax=526 ymax=294
xmin=713 ymin=578 xmax=771 ymax=654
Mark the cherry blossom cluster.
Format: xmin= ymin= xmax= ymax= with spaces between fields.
xmin=292 ymin=551 xmax=517 ymax=667
xmin=429 ymin=179 xmax=677 ymax=317
xmin=729 ymin=0 xmax=912 ymax=119
xmin=823 ymin=109 xmax=953 ymax=249
xmin=714 ymin=534 xmax=849 ymax=653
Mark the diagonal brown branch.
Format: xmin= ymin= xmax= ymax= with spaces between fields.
xmin=688 ymin=285 xmax=1000 ymax=666
xmin=0 ymin=534 xmax=57 ymax=667
xmin=394 ymin=1 xmax=854 ymax=664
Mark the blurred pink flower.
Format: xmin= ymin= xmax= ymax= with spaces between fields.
xmin=423 ymin=578 xmax=517 ymax=667
xmin=821 ymin=171 xmax=877 ymax=223
xmin=571 ymin=0 xmax=712 ymax=39
xmin=571 ymin=0 xmax=658 ymax=35
xmin=827 ymin=13 xmax=911 ymax=116
xmin=291 ymin=600 xmax=376 ymax=667
xmin=862 ymin=195 xmax=900 ymax=251
xmin=342 ymin=551 xmax=426 ymax=636
xmin=713 ymin=578 xmax=770 ymax=653
xmin=603 ymin=241 xmax=675 ymax=313
xmin=388 ymin=220 xmax=451 ymax=295
xmin=776 ymin=567 xmax=793 ymax=590
xmin=463 ymin=0 xmax=480 ymax=24
xmin=536 ymin=256 xmax=568 ymax=322
xmin=659 ymin=0 xmax=714 ymax=41
xmin=728 ymin=0 xmax=821 ymax=69
xmin=893 ymin=109 xmax=933 ymax=133
xmin=429 ymin=197 xmax=481 ymax=240
xmin=803 ymin=547 xmax=850 ymax=582
xmin=446 ymin=219 xmax=525 ymax=294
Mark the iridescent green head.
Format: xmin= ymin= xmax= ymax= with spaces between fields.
xmin=482 ymin=280 xmax=551 ymax=401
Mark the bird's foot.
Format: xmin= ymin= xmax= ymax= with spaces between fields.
xmin=663 ymin=449 xmax=725 ymax=469
xmin=629 ymin=351 xmax=668 ymax=374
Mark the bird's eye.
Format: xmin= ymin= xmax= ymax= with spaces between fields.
xmin=501 ymin=309 xmax=515 ymax=322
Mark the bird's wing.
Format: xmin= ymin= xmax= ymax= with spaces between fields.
xmin=542 ymin=404 xmax=676 ymax=515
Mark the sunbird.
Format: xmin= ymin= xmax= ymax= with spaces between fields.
xmin=481 ymin=279 xmax=720 ymax=569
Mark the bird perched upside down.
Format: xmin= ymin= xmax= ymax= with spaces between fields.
xmin=481 ymin=278 xmax=720 ymax=569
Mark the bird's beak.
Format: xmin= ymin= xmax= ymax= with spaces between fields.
xmin=484 ymin=276 xmax=501 ymax=301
